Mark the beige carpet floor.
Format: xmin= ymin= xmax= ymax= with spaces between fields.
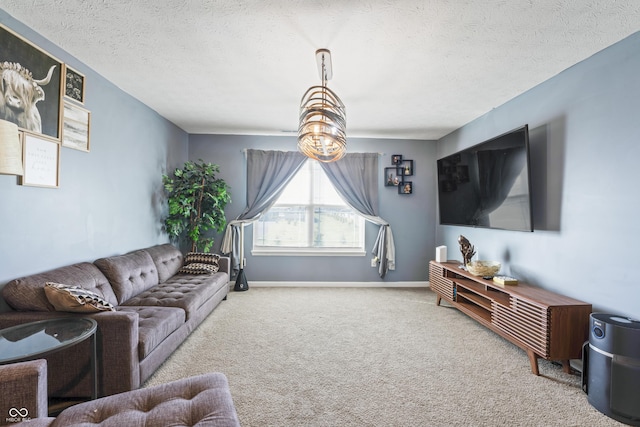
xmin=144 ymin=287 xmax=622 ymax=426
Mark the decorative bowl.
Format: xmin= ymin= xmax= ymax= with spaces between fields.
xmin=465 ymin=261 xmax=501 ymax=277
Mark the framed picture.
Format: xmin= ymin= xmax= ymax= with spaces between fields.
xmin=21 ymin=132 xmax=60 ymax=188
xmin=440 ymin=179 xmax=457 ymax=193
xmin=0 ymin=24 xmax=63 ymax=140
xmin=391 ymin=154 xmax=403 ymax=165
xmin=63 ymin=64 xmax=85 ymax=104
xmin=455 ymin=165 xmax=469 ymax=183
xmin=384 ymin=167 xmax=402 ymax=187
xmin=62 ymin=101 xmax=91 ymax=152
xmin=399 ymin=181 xmax=413 ymax=195
xmin=401 ymin=160 xmax=414 ymax=176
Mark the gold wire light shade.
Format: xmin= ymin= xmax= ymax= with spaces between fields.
xmin=0 ymin=119 xmax=24 ymax=176
xmin=298 ymin=49 xmax=346 ymax=163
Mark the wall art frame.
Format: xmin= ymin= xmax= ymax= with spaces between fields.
xmin=63 ymin=63 xmax=85 ymax=104
xmin=455 ymin=164 xmax=469 ymax=183
xmin=440 ymin=180 xmax=457 ymax=193
xmin=399 ymin=181 xmax=413 ymax=195
xmin=62 ymin=100 xmax=91 ymax=152
xmin=401 ymin=159 xmax=414 ymax=176
xmin=0 ymin=24 xmax=64 ymax=140
xmin=21 ymin=131 xmax=60 ymax=188
xmin=384 ymin=167 xmax=403 ymax=187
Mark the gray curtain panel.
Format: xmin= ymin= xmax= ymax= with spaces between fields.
xmin=221 ymin=149 xmax=306 ymax=274
xmin=320 ymin=153 xmax=396 ymax=278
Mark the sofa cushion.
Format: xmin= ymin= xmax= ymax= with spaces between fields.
xmin=2 ymin=263 xmax=117 ymax=312
xmin=122 ymin=272 xmax=228 ymax=320
xmin=143 ymin=244 xmax=184 ymax=283
xmin=94 ymin=250 xmax=159 ymax=305
xmin=44 ymin=282 xmax=116 ymax=313
xmin=117 ymin=306 xmax=185 ymax=359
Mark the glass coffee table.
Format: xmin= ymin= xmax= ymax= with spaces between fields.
xmin=0 ymin=318 xmax=98 ymax=400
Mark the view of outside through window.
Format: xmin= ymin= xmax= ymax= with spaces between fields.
xmin=254 ymin=160 xmax=363 ymax=251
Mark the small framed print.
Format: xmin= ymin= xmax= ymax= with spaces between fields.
xmin=391 ymin=154 xmax=403 ymax=165
xmin=401 ymin=160 xmax=414 ymax=176
xmin=21 ymin=131 xmax=60 ymax=188
xmin=62 ymin=101 xmax=90 ymax=152
xmin=399 ymin=181 xmax=413 ymax=195
xmin=63 ymin=64 xmax=85 ymax=104
xmin=384 ymin=167 xmax=402 ymax=187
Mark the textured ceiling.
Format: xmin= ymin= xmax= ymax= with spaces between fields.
xmin=1 ymin=1 xmax=639 ymax=140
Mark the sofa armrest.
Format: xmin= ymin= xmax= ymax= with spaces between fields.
xmin=0 ymin=310 xmax=140 ymax=398
xmin=91 ymin=310 xmax=141 ymax=396
xmin=0 ymin=360 xmax=48 ymax=425
xmin=218 ymin=256 xmax=230 ymax=275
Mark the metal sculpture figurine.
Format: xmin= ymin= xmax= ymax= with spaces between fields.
xmin=458 ymin=235 xmax=476 ymax=267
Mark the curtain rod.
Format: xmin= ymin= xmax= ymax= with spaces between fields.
xmin=241 ymin=149 xmax=385 ymax=155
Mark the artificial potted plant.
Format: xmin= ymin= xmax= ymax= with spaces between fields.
xmin=163 ymin=160 xmax=231 ymax=253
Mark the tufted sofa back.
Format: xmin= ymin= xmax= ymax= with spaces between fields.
xmin=2 ymin=245 xmax=189 ymax=311
xmin=143 ymin=244 xmax=184 ymax=283
xmin=2 ymin=262 xmax=118 ymax=311
xmin=94 ymin=250 xmax=159 ymax=305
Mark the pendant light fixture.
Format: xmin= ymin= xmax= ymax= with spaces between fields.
xmin=298 ymin=49 xmax=346 ymax=163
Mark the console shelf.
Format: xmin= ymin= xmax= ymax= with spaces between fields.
xmin=429 ymin=260 xmax=592 ymax=375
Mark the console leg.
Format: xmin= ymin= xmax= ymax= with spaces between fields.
xmin=436 ymin=295 xmax=441 ymax=306
xmin=527 ymin=350 xmax=540 ymax=375
xmin=562 ymin=360 xmax=571 ymax=374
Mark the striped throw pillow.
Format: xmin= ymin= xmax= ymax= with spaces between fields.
xmin=44 ymin=282 xmax=116 ymax=312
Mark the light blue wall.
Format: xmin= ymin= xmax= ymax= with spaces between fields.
xmin=0 ymin=11 xmax=188 ymax=309
xmin=436 ymin=32 xmax=640 ymax=319
xmin=188 ymin=134 xmax=437 ymax=282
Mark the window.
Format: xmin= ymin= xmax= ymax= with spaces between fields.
xmin=253 ymin=160 xmax=365 ymax=255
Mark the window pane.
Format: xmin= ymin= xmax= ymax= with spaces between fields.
xmin=254 ymin=159 xmax=364 ymax=252
xmin=254 ymin=206 xmax=309 ymax=247
xmin=312 ymin=162 xmax=344 ymax=205
xmin=313 ymin=207 xmax=361 ymax=247
xmin=278 ymin=162 xmax=310 ymax=204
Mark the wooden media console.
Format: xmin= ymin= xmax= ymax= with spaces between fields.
xmin=429 ymin=260 xmax=592 ymax=375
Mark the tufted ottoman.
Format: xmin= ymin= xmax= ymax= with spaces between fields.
xmin=8 ymin=369 xmax=241 ymax=427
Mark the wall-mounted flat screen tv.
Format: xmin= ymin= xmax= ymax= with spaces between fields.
xmin=437 ymin=125 xmax=533 ymax=232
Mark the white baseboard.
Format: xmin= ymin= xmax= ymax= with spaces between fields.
xmin=247 ymin=281 xmax=429 ymax=288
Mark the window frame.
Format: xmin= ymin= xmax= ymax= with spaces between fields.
xmin=252 ymin=160 xmax=366 ymax=257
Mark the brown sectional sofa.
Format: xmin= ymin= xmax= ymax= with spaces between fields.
xmin=0 ymin=244 xmax=230 ymax=399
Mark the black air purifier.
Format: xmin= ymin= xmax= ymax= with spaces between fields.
xmin=582 ymin=313 xmax=640 ymax=426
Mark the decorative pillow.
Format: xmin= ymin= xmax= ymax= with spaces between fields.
xmin=44 ymin=282 xmax=116 ymax=313
xmin=177 ymin=262 xmax=218 ymax=275
xmin=184 ymin=252 xmax=220 ymax=266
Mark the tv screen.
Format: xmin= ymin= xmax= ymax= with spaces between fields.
xmin=437 ymin=125 xmax=533 ymax=232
